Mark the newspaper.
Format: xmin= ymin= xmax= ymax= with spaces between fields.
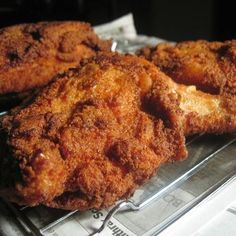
xmin=94 ymin=13 xmax=137 ymax=39
xmin=94 ymin=13 xmax=165 ymax=53
xmin=160 ymin=176 xmax=236 ymax=236
xmin=0 ymin=14 xmax=236 ymax=236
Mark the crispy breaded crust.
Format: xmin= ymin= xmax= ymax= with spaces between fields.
xmin=138 ymin=40 xmax=236 ymax=135
xmin=1 ymin=51 xmax=235 ymax=210
xmin=0 ymin=53 xmax=187 ymax=210
xmin=0 ymin=21 xmax=111 ymax=95
xmin=138 ymin=40 xmax=236 ymax=95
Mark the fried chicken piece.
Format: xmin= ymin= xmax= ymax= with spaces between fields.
xmin=138 ymin=40 xmax=236 ymax=135
xmin=168 ymin=80 xmax=236 ymax=135
xmin=138 ymin=40 xmax=236 ymax=95
xmin=0 ymin=53 xmax=188 ymax=210
xmin=0 ymin=53 xmax=235 ymax=210
xmin=0 ymin=21 xmax=111 ymax=108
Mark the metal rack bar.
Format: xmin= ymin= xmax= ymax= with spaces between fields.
xmin=3 ymin=200 xmax=43 ymax=236
xmin=40 ymin=210 xmax=78 ymax=233
xmin=0 ymin=111 xmax=7 ymax=116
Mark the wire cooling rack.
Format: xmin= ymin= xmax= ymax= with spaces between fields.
xmin=1 ymin=133 xmax=236 ymax=236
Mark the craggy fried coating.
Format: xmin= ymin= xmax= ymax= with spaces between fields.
xmin=138 ymin=40 xmax=236 ymax=95
xmin=0 ymin=53 xmax=188 ymax=210
xmin=169 ymin=81 xmax=236 ymax=135
xmin=0 ymin=21 xmax=111 ymax=95
xmin=138 ymin=40 xmax=236 ymax=135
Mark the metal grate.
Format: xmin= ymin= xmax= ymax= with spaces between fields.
xmin=1 ymin=133 xmax=236 ymax=236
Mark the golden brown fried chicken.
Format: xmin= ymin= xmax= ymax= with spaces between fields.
xmin=138 ymin=40 xmax=236 ymax=95
xmin=0 ymin=21 xmax=111 ymax=109
xmin=138 ymin=40 xmax=236 ymax=135
xmin=0 ymin=53 xmax=235 ymax=210
xmin=0 ymin=53 xmax=188 ymax=210
xmin=168 ymin=80 xmax=236 ymax=135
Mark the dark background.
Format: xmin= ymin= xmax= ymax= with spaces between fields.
xmin=0 ymin=0 xmax=235 ymax=42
